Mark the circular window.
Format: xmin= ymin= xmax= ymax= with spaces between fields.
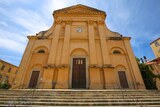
xmin=76 ymin=28 xmax=83 ymax=32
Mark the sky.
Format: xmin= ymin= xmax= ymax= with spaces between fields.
xmin=0 ymin=0 xmax=160 ymax=66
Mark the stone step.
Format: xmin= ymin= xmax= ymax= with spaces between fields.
xmin=0 ymin=105 xmax=159 ymax=107
xmin=0 ymin=92 xmax=160 ymax=95
xmin=0 ymin=95 xmax=160 ymax=99
xmin=0 ymin=100 xmax=160 ymax=106
xmin=0 ymin=97 xmax=160 ymax=102
xmin=2 ymin=89 xmax=159 ymax=92
xmin=0 ymin=89 xmax=160 ymax=106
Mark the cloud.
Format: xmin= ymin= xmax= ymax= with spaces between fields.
xmin=12 ymin=8 xmax=50 ymax=34
xmin=0 ymin=2 xmax=51 ymax=54
xmin=0 ymin=0 xmax=31 ymax=5
xmin=0 ymin=38 xmax=26 ymax=53
xmin=0 ymin=21 xmax=8 ymax=27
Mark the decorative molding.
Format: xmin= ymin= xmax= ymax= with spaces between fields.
xmin=44 ymin=64 xmax=69 ymax=69
xmin=53 ymin=4 xmax=106 ymax=18
xmin=89 ymin=64 xmax=100 ymax=68
xmin=55 ymin=20 xmax=62 ymax=24
xmin=97 ymin=21 xmax=104 ymax=25
xmin=54 ymin=20 xmax=72 ymax=25
xmin=87 ymin=20 xmax=95 ymax=25
xmin=108 ymin=37 xmax=123 ymax=40
xmin=123 ymin=37 xmax=131 ymax=40
xmin=102 ymin=64 xmax=114 ymax=68
xmin=27 ymin=36 xmax=36 ymax=39
xmin=66 ymin=20 xmax=72 ymax=25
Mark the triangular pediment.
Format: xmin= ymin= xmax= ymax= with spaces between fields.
xmin=53 ymin=4 xmax=106 ymax=16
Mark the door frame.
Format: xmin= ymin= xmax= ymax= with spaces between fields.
xmin=118 ymin=71 xmax=129 ymax=89
xmin=69 ymin=56 xmax=89 ymax=89
xmin=28 ymin=68 xmax=42 ymax=88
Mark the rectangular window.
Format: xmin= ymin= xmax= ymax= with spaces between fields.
xmin=8 ymin=67 xmax=11 ymax=72
xmin=1 ymin=65 xmax=5 ymax=71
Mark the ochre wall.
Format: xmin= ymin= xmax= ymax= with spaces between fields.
xmin=0 ymin=60 xmax=18 ymax=88
xmin=150 ymin=38 xmax=160 ymax=58
xmin=14 ymin=5 xmax=145 ymax=89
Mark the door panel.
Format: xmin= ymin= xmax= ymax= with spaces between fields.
xmin=118 ymin=71 xmax=129 ymax=88
xmin=28 ymin=71 xmax=40 ymax=88
xmin=72 ymin=58 xmax=86 ymax=89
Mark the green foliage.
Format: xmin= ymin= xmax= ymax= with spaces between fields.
xmin=0 ymin=83 xmax=11 ymax=89
xmin=136 ymin=57 xmax=157 ymax=90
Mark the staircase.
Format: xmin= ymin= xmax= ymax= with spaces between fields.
xmin=0 ymin=89 xmax=160 ymax=106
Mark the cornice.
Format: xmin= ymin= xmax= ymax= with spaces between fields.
xmin=27 ymin=36 xmax=36 ymax=39
xmin=123 ymin=37 xmax=131 ymax=40
xmin=54 ymin=20 xmax=105 ymax=26
xmin=53 ymin=4 xmax=106 ymax=19
xmin=87 ymin=20 xmax=94 ymax=25
xmin=97 ymin=20 xmax=104 ymax=25
xmin=66 ymin=20 xmax=72 ymax=25
xmin=55 ymin=20 xmax=62 ymax=24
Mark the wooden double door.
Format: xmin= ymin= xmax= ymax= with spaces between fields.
xmin=28 ymin=71 xmax=40 ymax=88
xmin=118 ymin=71 xmax=129 ymax=89
xmin=72 ymin=58 xmax=86 ymax=89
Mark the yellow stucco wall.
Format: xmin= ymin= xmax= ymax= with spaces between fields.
xmin=14 ymin=4 xmax=145 ymax=89
xmin=150 ymin=38 xmax=160 ymax=58
xmin=0 ymin=60 xmax=18 ymax=87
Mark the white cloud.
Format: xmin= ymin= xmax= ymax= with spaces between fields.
xmin=11 ymin=8 xmax=50 ymax=34
xmin=0 ymin=38 xmax=26 ymax=53
xmin=0 ymin=3 xmax=50 ymax=54
xmin=0 ymin=21 xmax=8 ymax=27
xmin=0 ymin=0 xmax=31 ymax=5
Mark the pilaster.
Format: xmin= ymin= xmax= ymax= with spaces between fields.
xmin=98 ymin=20 xmax=110 ymax=65
xmin=88 ymin=20 xmax=97 ymax=65
xmin=123 ymin=39 xmax=145 ymax=89
xmin=61 ymin=20 xmax=72 ymax=65
xmin=14 ymin=37 xmax=35 ymax=88
xmin=48 ymin=20 xmax=61 ymax=65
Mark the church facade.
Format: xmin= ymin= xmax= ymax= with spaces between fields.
xmin=14 ymin=4 xmax=145 ymax=89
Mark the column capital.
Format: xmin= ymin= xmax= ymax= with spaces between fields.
xmin=97 ymin=20 xmax=104 ymax=25
xmin=55 ymin=20 xmax=62 ymax=24
xmin=66 ymin=20 xmax=72 ymax=25
xmin=87 ymin=20 xmax=95 ymax=25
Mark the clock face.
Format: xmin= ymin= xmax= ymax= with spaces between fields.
xmin=76 ymin=28 xmax=82 ymax=32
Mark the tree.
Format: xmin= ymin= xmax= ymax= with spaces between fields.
xmin=136 ymin=57 xmax=157 ymax=90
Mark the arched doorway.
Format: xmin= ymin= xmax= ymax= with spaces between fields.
xmin=28 ymin=64 xmax=43 ymax=88
xmin=116 ymin=65 xmax=129 ymax=89
xmin=28 ymin=71 xmax=40 ymax=88
xmin=72 ymin=58 xmax=86 ymax=88
xmin=70 ymin=48 xmax=88 ymax=89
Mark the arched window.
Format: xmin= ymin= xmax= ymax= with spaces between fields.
xmin=113 ymin=50 xmax=121 ymax=54
xmin=37 ymin=50 xmax=45 ymax=53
